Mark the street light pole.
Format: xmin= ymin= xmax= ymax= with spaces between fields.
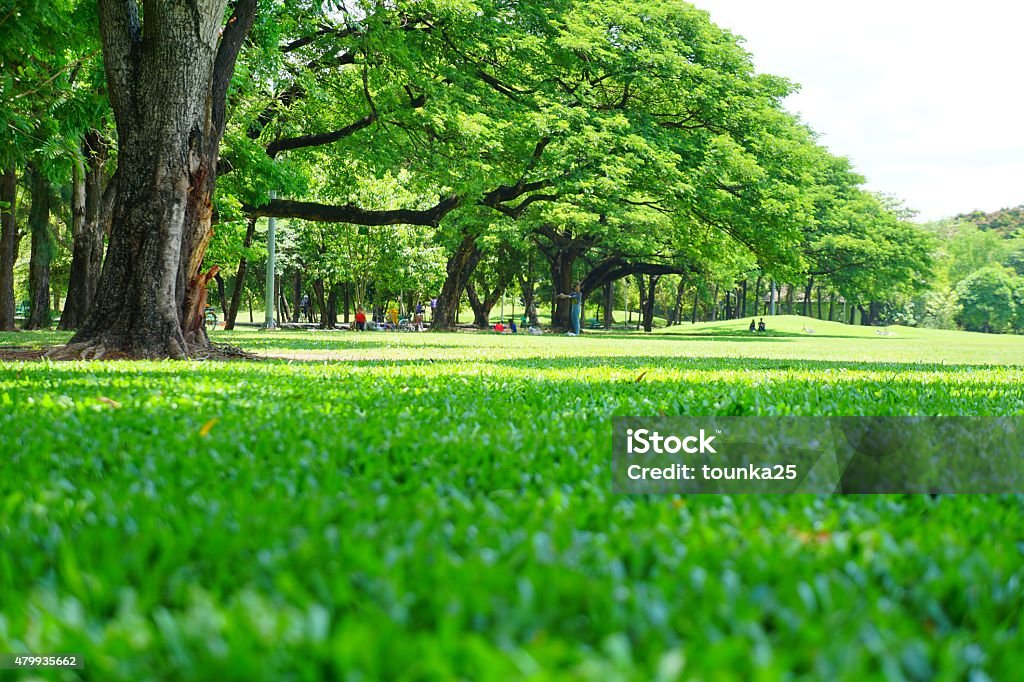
xmin=263 ymin=189 xmax=277 ymax=330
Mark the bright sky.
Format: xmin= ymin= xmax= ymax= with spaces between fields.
xmin=693 ymin=0 xmax=1024 ymax=221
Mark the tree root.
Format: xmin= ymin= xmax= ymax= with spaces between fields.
xmin=27 ymin=339 xmax=259 ymax=362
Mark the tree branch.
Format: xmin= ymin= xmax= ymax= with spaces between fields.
xmin=265 ymin=114 xmax=377 ymax=158
xmin=246 ymin=195 xmax=462 ymax=227
xmin=211 ymin=0 xmax=258 ymax=142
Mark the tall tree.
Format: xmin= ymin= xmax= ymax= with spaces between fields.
xmin=60 ymin=130 xmax=111 ymax=329
xmin=0 ymin=168 xmax=17 ymax=330
xmin=25 ymin=165 xmax=53 ymax=330
xmin=57 ymin=0 xmax=256 ymax=357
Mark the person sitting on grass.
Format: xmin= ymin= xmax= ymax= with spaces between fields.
xmin=510 ymin=319 xmax=518 ymax=334
xmin=749 ymin=319 xmax=756 ymax=332
xmin=758 ymin=318 xmax=766 ymax=332
xmin=355 ymin=307 xmax=367 ymax=331
xmin=494 ymin=321 xmax=505 ymax=333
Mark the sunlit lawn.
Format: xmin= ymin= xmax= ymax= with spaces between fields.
xmin=1 ymin=316 xmax=1023 ymax=680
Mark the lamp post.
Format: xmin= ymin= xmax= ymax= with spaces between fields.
xmin=263 ymin=189 xmax=277 ymax=330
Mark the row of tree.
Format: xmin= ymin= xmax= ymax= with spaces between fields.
xmin=2 ymin=0 xmax=939 ymax=355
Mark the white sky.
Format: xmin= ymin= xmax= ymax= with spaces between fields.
xmin=693 ymin=0 xmax=1024 ymax=221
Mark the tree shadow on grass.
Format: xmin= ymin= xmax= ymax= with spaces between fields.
xmin=249 ymin=353 xmax=1015 ymax=374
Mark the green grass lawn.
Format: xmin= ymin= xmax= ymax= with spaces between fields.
xmin=1 ymin=317 xmax=1023 ymax=680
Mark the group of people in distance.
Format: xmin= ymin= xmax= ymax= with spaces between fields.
xmin=349 ymin=286 xmax=591 ymax=335
xmin=493 ymin=319 xmax=519 ymax=334
xmin=351 ymin=298 xmax=435 ymax=332
xmin=749 ymin=318 xmax=768 ymax=332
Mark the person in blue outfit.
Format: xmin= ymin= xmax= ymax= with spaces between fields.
xmin=558 ymin=283 xmax=584 ymax=336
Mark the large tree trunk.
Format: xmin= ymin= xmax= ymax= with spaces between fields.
xmin=803 ymin=277 xmax=814 ymax=317
xmin=434 ymin=233 xmax=482 ymax=330
xmin=25 ymin=166 xmax=52 ymax=330
xmin=0 ymin=167 xmax=18 ymax=331
xmin=59 ymin=0 xmax=255 ymax=358
xmin=549 ymin=247 xmax=576 ymax=330
xmin=225 ymin=218 xmax=257 ymax=330
xmin=60 ymin=132 xmax=109 ymax=330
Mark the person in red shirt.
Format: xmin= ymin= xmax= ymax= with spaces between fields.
xmin=494 ymin=322 xmax=505 ymax=333
xmin=355 ymin=307 xmax=367 ymax=331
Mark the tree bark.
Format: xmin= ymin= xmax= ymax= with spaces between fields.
xmin=803 ymin=277 xmax=813 ymax=317
xmin=292 ymin=269 xmax=302 ymax=323
xmin=603 ymin=280 xmax=614 ymax=329
xmin=752 ymin=276 xmax=762 ymax=318
xmin=341 ymin=281 xmax=350 ymax=323
xmin=434 ymin=233 xmax=482 ymax=330
xmin=312 ymin=278 xmax=326 ymax=327
xmin=60 ymin=132 xmax=110 ymax=330
xmin=642 ymin=274 xmax=660 ymax=332
xmin=710 ymin=283 xmax=719 ymax=321
xmin=516 ymin=259 xmax=539 ymax=327
xmin=0 ymin=167 xmax=18 ymax=331
xmin=324 ymin=284 xmax=339 ymax=328
xmin=225 ymin=218 xmax=257 ymax=330
xmin=549 ymin=245 xmax=578 ymax=330
xmin=466 ymin=267 xmax=512 ymax=328
xmin=61 ymin=0 xmax=256 ymax=358
xmin=25 ymin=166 xmax=52 ymax=330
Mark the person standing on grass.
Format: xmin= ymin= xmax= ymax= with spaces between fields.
xmin=558 ymin=283 xmax=583 ymax=336
xmin=355 ymin=307 xmax=367 ymax=331
xmin=414 ymin=301 xmax=425 ymax=330
xmin=388 ymin=305 xmax=399 ymax=330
